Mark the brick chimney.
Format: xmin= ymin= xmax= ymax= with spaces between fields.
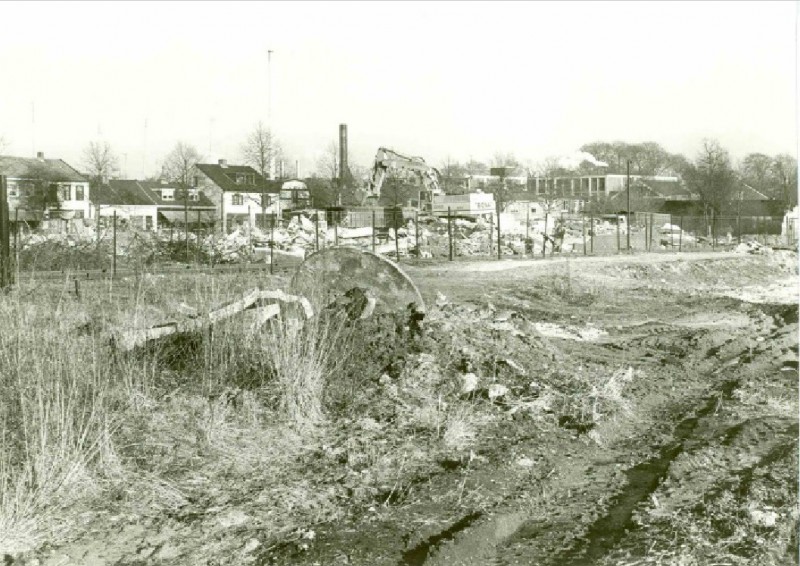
xmin=218 ymin=159 xmax=228 ymax=168
xmin=36 ymin=151 xmax=44 ymax=161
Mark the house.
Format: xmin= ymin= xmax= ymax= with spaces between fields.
xmin=0 ymin=152 xmax=91 ymax=229
xmin=91 ymin=180 xmax=217 ymax=231
xmin=195 ymin=159 xmax=279 ymax=233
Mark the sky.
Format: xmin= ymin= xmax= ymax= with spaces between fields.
xmin=0 ymin=1 xmax=796 ymax=178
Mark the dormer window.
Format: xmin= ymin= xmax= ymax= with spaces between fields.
xmin=162 ymin=188 xmax=175 ymax=201
xmin=189 ymin=190 xmax=199 ymax=202
xmin=235 ymin=173 xmax=255 ymax=185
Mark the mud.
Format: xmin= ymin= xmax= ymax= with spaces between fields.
xmin=13 ymin=252 xmax=797 ymax=566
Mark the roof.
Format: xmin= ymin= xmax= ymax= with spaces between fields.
xmin=0 ymin=155 xmax=87 ymax=183
xmin=93 ymin=180 xmax=157 ymax=206
xmin=632 ymin=178 xmax=693 ymax=199
xmin=737 ymin=183 xmax=771 ymax=201
xmin=94 ymin=180 xmax=216 ymax=208
xmin=196 ymin=163 xmax=274 ymax=193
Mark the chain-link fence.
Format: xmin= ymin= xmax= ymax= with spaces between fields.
xmin=2 ymin=202 xmax=798 ymax=281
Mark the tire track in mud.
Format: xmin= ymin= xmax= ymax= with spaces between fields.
xmin=417 ymin=305 xmax=795 ymax=566
xmin=533 ymin=379 xmax=741 ymax=566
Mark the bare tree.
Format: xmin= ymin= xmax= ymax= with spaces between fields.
xmin=161 ymin=142 xmax=202 ymax=188
xmin=315 ymin=140 xmax=339 ymax=182
xmin=770 ymin=153 xmax=798 ymax=208
xmin=241 ymin=122 xmax=281 ymax=181
xmin=684 ymin=139 xmax=737 ymax=235
xmin=81 ymin=141 xmax=119 ymax=185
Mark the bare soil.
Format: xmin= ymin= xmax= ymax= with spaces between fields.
xmin=15 ymin=250 xmax=798 ymax=566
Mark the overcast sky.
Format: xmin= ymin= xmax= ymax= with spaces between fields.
xmin=0 ymin=1 xmax=796 ymax=178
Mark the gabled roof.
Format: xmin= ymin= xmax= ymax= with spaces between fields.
xmin=737 ymin=183 xmax=771 ymax=201
xmin=196 ymin=162 xmax=274 ymax=193
xmin=94 ymin=180 xmax=215 ymax=208
xmin=93 ymin=180 xmax=158 ymax=206
xmin=139 ymin=181 xmax=216 ymax=207
xmin=0 ymin=155 xmax=87 ymax=182
xmin=633 ymin=178 xmax=693 ymax=199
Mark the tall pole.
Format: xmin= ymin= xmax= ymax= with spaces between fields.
xmin=626 ymin=159 xmax=631 ymax=252
xmin=496 ymin=194 xmax=501 ymax=260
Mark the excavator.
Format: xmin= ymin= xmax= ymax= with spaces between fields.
xmin=365 ymin=147 xmax=443 ymax=211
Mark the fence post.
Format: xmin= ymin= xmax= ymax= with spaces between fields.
xmin=616 ymin=219 xmax=621 ymax=254
xmin=679 ymin=216 xmax=683 ymax=253
xmin=582 ymin=214 xmax=587 ymax=256
xmin=112 ymin=210 xmax=117 ymax=279
xmin=269 ymin=215 xmax=275 ymax=275
xmin=13 ymin=207 xmax=18 ymax=274
xmin=489 ymin=213 xmax=494 ymax=257
xmin=668 ymin=214 xmax=674 ymax=250
xmin=590 ymin=213 xmax=594 ymax=254
xmin=314 ymin=212 xmax=320 ymax=252
xmin=542 ymin=211 xmax=548 ymax=258
xmin=496 ymin=201 xmax=501 ymax=260
xmin=334 ymin=212 xmax=339 ymax=247
xmin=526 ymin=208 xmax=530 ymax=256
xmin=0 ymin=175 xmax=10 ymax=290
xmin=711 ymin=211 xmax=716 ymax=251
xmin=394 ymin=208 xmax=400 ymax=260
xmin=371 ymin=210 xmax=376 ymax=253
xmin=415 ymin=210 xmax=420 ymax=258
xmin=448 ymin=207 xmax=453 ymax=261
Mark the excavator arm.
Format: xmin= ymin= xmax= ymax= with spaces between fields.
xmin=366 ymin=147 xmax=443 ymax=202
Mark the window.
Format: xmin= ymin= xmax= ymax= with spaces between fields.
xmin=7 ymin=182 xmax=18 ymax=198
xmin=193 ymin=176 xmax=200 ymax=187
xmin=60 ymin=185 xmax=71 ymax=201
xmin=231 ymin=193 xmax=243 ymax=206
xmin=189 ymin=190 xmax=199 ymax=202
xmin=75 ymin=185 xmax=85 ymax=201
xmin=161 ymin=188 xmax=175 ymax=201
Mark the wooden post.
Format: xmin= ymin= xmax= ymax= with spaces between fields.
xmin=542 ymin=211 xmax=548 ymax=258
xmin=13 ymin=207 xmax=18 ymax=272
xmin=0 ymin=176 xmax=10 ymax=289
xmin=616 ymin=217 xmax=621 ymax=253
xmin=679 ymin=216 xmax=683 ymax=252
xmin=269 ymin=215 xmax=275 ymax=275
xmin=526 ymin=207 xmax=530 ymax=256
xmin=334 ymin=212 xmax=339 ymax=247
xmin=496 ymin=200 xmax=501 ymax=260
xmin=112 ymin=211 xmax=117 ymax=278
xmin=448 ymin=207 xmax=453 ymax=261
xmin=670 ymin=214 xmax=675 ymax=249
xmin=314 ymin=211 xmax=320 ymax=252
xmin=415 ymin=210 xmax=420 ymax=258
xmin=371 ymin=210 xmax=376 ymax=253
xmin=590 ymin=213 xmax=594 ymax=254
xmin=394 ymin=208 xmax=400 ymax=260
xmin=582 ymin=215 xmax=587 ymax=256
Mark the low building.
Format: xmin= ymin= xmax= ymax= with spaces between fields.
xmin=92 ymin=180 xmax=217 ymax=231
xmin=0 ymin=152 xmax=91 ymax=229
xmin=195 ymin=159 xmax=279 ymax=232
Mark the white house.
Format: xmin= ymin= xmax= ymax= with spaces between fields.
xmin=0 ymin=152 xmax=91 ymax=228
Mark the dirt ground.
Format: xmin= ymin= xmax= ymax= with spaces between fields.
xmin=13 ymin=249 xmax=798 ymax=566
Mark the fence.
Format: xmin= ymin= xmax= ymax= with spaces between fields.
xmin=1 ymin=196 xmax=798 ymax=286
